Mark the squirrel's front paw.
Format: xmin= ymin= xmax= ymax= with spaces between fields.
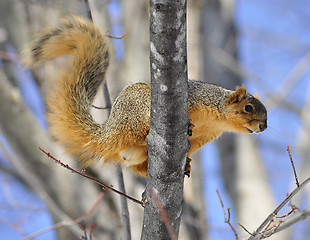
xmin=188 ymin=121 xmax=194 ymax=137
xmin=184 ymin=157 xmax=192 ymax=178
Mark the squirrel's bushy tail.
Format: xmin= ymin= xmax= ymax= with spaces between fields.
xmin=24 ymin=17 xmax=109 ymax=65
xmin=24 ymin=17 xmax=118 ymax=167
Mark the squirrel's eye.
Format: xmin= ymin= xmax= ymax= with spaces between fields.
xmin=245 ymin=104 xmax=254 ymax=113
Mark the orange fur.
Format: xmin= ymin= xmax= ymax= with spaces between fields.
xmin=188 ymin=106 xmax=225 ymax=155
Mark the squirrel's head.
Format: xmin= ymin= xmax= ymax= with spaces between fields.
xmin=224 ymin=86 xmax=267 ymax=134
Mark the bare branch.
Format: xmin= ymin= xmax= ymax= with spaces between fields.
xmin=238 ymin=222 xmax=253 ymax=237
xmin=263 ymin=207 xmax=310 ymax=236
xmin=106 ymin=32 xmax=127 ymax=39
xmin=247 ymin=176 xmax=310 ymax=240
xmin=275 ymin=206 xmax=298 ymax=219
xmin=38 ymin=148 xmax=144 ymax=207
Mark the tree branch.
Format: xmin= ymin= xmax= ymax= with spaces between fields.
xmin=247 ymin=176 xmax=310 ymax=240
xmin=38 ymin=147 xmax=144 ymax=207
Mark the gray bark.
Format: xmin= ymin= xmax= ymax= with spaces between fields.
xmin=141 ymin=1 xmax=189 ymax=239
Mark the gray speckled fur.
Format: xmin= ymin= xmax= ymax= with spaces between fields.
xmin=188 ymin=80 xmax=233 ymax=112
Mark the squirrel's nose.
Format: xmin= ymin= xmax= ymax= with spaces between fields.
xmin=259 ymin=121 xmax=267 ymax=132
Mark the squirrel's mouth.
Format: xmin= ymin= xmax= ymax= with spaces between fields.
xmin=246 ymin=122 xmax=267 ymax=134
xmin=246 ymin=127 xmax=266 ymax=134
xmin=246 ymin=128 xmax=253 ymax=133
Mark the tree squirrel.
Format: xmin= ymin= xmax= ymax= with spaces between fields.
xmin=24 ymin=17 xmax=267 ymax=177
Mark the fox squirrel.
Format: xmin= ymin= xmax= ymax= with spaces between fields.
xmin=24 ymin=17 xmax=267 ymax=177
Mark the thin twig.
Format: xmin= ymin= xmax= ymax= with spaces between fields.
xmin=106 ymin=33 xmax=127 ymax=39
xmin=150 ymin=188 xmax=177 ymax=240
xmin=0 ymin=51 xmax=19 ymax=62
xmin=263 ymin=218 xmax=273 ymax=231
xmin=91 ymin=104 xmax=111 ymax=110
xmin=227 ymin=208 xmax=231 ymax=222
xmin=263 ymin=221 xmax=283 ymax=238
xmin=287 ymin=145 xmax=300 ymax=187
xmin=275 ymin=206 xmax=297 ymax=219
xmin=263 ymin=221 xmax=278 ymax=232
xmin=216 ymin=189 xmax=227 ymax=220
xmin=238 ymin=222 xmax=253 ymax=236
xmin=22 ymin=193 xmax=104 ymax=240
xmin=216 ymin=190 xmax=239 ymax=239
xmin=38 ymin=148 xmax=144 ymax=207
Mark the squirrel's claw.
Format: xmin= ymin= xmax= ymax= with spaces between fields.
xmin=184 ymin=157 xmax=192 ymax=178
xmin=188 ymin=121 xmax=194 ymax=137
xmin=141 ymin=189 xmax=148 ymax=204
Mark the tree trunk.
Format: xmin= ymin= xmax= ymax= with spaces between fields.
xmin=141 ymin=1 xmax=189 ymax=239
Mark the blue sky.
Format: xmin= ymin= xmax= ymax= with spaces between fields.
xmin=1 ymin=0 xmax=310 ymax=239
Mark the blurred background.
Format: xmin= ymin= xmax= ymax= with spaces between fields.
xmin=0 ymin=0 xmax=309 ymax=239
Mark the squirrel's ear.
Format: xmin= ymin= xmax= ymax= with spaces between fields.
xmin=226 ymin=85 xmax=247 ymax=104
xmin=254 ymin=93 xmax=260 ymax=100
